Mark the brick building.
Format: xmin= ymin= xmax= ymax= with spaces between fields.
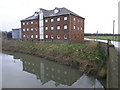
xmin=21 ymin=7 xmax=85 ymax=40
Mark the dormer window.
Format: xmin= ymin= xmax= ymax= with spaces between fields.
xmin=54 ymin=9 xmax=59 ymax=14
xmin=34 ymin=12 xmax=38 ymax=16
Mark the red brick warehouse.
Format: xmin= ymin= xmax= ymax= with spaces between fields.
xmin=21 ymin=7 xmax=85 ymax=40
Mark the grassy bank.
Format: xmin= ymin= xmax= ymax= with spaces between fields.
xmin=85 ymin=36 xmax=120 ymax=42
xmin=2 ymin=39 xmax=106 ymax=77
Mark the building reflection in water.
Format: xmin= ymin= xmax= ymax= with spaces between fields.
xmin=5 ymin=51 xmax=104 ymax=88
xmin=22 ymin=57 xmax=83 ymax=86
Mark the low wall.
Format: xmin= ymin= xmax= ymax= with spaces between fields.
xmin=107 ymin=45 xmax=118 ymax=88
xmin=98 ymin=40 xmax=119 ymax=88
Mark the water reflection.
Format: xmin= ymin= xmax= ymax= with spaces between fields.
xmin=2 ymin=51 xmax=104 ymax=88
xmin=12 ymin=52 xmax=83 ymax=86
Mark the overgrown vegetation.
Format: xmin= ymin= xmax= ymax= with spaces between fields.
xmin=2 ymin=39 xmax=106 ymax=77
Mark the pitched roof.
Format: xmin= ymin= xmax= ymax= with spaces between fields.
xmin=21 ymin=7 xmax=84 ymax=21
xmin=21 ymin=12 xmax=39 ymax=21
xmin=41 ymin=7 xmax=84 ymax=19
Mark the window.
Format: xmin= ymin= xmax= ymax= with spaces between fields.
xmin=51 ymin=34 xmax=54 ymax=39
xmin=45 ymin=19 xmax=48 ymax=23
xmin=57 ymin=26 xmax=60 ymax=30
xmin=31 ymin=28 xmax=33 ymax=31
xmin=64 ymin=34 xmax=68 ymax=39
xmin=46 ymin=35 xmax=48 ymax=38
xmin=35 ymin=28 xmax=37 ymax=31
xmin=81 ymin=27 xmax=83 ymax=30
xmin=81 ymin=20 xmax=83 ymax=23
xmin=35 ymin=35 xmax=38 ymax=38
xmin=51 ymin=27 xmax=54 ymax=30
xmin=23 ymin=29 xmax=25 ymax=31
xmin=27 ymin=36 xmax=29 ymax=38
xmin=45 ymin=27 xmax=48 ymax=30
xmin=27 ymin=28 xmax=29 ymax=31
xmin=54 ymin=9 xmax=59 ymax=13
xmin=35 ymin=22 xmax=38 ymax=24
xmin=78 ymin=19 xmax=80 ymax=22
xmin=78 ymin=27 xmax=80 ymax=30
xmin=64 ymin=17 xmax=67 ymax=20
xmin=31 ymin=21 xmax=33 ymax=24
xmin=51 ymin=19 xmax=54 ymax=22
xmin=74 ymin=26 xmax=76 ymax=30
xmin=23 ymin=22 xmax=25 ymax=25
xmin=23 ymin=35 xmax=25 ymax=38
xmin=27 ymin=22 xmax=29 ymax=25
xmin=57 ymin=18 xmax=60 ymax=21
xmin=74 ymin=18 xmax=76 ymax=21
xmin=57 ymin=34 xmax=60 ymax=39
xmin=31 ymin=35 xmax=33 ymax=38
xmin=64 ymin=25 xmax=68 ymax=30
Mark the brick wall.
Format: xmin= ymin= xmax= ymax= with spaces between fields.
xmin=21 ymin=19 xmax=39 ymax=40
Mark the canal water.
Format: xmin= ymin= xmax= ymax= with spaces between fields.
xmin=2 ymin=51 xmax=104 ymax=88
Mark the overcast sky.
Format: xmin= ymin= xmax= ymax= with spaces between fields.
xmin=0 ymin=0 xmax=119 ymax=34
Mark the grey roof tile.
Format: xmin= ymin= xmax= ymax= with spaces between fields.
xmin=21 ymin=7 xmax=84 ymax=21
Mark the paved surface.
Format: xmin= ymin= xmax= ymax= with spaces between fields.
xmin=85 ymin=38 xmax=120 ymax=52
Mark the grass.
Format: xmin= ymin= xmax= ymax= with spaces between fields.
xmin=3 ymin=40 xmax=103 ymax=61
xmin=85 ymin=36 xmax=120 ymax=42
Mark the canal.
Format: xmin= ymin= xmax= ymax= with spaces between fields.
xmin=2 ymin=51 xmax=104 ymax=88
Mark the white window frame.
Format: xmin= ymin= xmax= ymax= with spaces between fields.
xmin=64 ymin=17 xmax=67 ymax=20
xmin=51 ymin=27 xmax=54 ymax=30
xmin=23 ymin=35 xmax=25 ymax=38
xmin=81 ymin=27 xmax=83 ymax=30
xmin=35 ymin=35 xmax=38 ymax=38
xmin=31 ymin=28 xmax=33 ymax=31
xmin=35 ymin=28 xmax=37 ymax=31
xmin=74 ymin=26 xmax=76 ymax=30
xmin=74 ymin=18 xmax=76 ymax=21
xmin=31 ymin=35 xmax=33 ymax=38
xmin=31 ymin=21 xmax=33 ymax=24
xmin=23 ymin=29 xmax=25 ymax=31
xmin=57 ymin=26 xmax=60 ymax=30
xmin=46 ymin=35 xmax=48 ymax=38
xmin=64 ymin=25 xmax=68 ymax=30
xmin=64 ymin=34 xmax=67 ymax=39
xmin=51 ymin=34 xmax=54 ymax=39
xmin=23 ymin=22 xmax=25 ymax=25
xmin=57 ymin=35 xmax=60 ymax=39
xmin=78 ymin=27 xmax=80 ymax=30
xmin=51 ymin=19 xmax=54 ymax=22
xmin=45 ymin=19 xmax=48 ymax=23
xmin=54 ymin=9 xmax=59 ymax=13
xmin=57 ymin=18 xmax=60 ymax=21
xmin=45 ymin=27 xmax=48 ymax=30
xmin=27 ymin=28 xmax=29 ymax=31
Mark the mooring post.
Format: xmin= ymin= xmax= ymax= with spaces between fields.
xmin=106 ymin=39 xmax=109 ymax=88
xmin=107 ymin=39 xmax=110 ymax=56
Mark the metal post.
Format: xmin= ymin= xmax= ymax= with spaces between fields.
xmin=113 ymin=20 xmax=115 ymax=41
xmin=96 ymin=31 xmax=98 ymax=41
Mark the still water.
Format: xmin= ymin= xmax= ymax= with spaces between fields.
xmin=2 ymin=51 xmax=104 ymax=88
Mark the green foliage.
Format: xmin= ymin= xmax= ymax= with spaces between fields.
xmin=3 ymin=40 xmax=106 ymax=67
